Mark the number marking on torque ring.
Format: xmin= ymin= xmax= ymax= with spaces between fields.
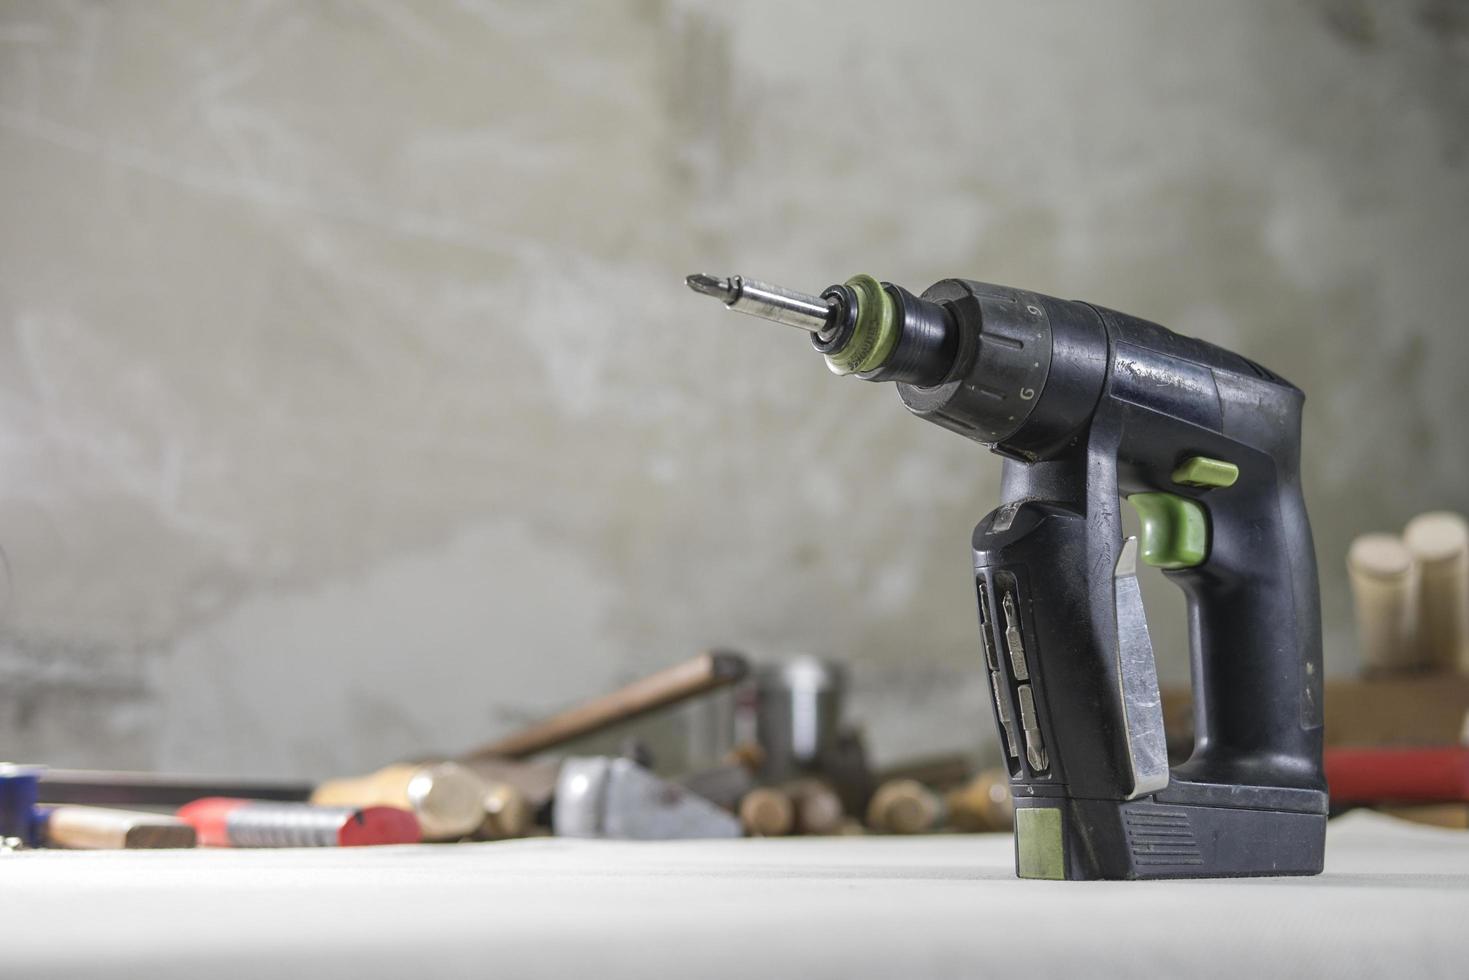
xmin=1026 ymin=305 xmax=1041 ymax=315
xmin=1019 ymin=388 xmax=1035 ymax=400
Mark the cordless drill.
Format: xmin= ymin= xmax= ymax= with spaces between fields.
xmin=687 ymin=272 xmax=1327 ymax=880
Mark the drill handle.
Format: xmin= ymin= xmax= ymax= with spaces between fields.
xmin=989 ymin=439 xmax=1325 ymax=800
xmin=1165 ymin=452 xmax=1326 ymax=791
xmin=1096 ymin=316 xmax=1326 ymax=795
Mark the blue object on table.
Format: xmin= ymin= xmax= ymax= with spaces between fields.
xmin=0 ymin=763 xmax=46 ymax=847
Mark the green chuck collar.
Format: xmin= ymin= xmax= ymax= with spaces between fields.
xmin=823 ymin=275 xmax=899 ymax=376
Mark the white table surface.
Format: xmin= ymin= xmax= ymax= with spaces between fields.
xmin=1 ymin=812 xmax=1465 ymax=979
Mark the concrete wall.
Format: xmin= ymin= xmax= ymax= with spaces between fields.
xmin=1 ymin=0 xmax=1465 ymax=777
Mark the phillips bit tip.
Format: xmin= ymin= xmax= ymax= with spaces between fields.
xmin=685 ymin=272 xmax=837 ymax=335
xmin=685 ymin=273 xmax=737 ymax=303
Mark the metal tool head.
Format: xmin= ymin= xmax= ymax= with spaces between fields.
xmin=553 ymin=757 xmax=742 ymax=840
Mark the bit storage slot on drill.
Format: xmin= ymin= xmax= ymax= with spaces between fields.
xmin=977 ymin=580 xmax=1022 ymax=777
xmin=1000 ymin=589 xmax=1031 ymax=682
xmin=980 ymin=571 xmax=1054 ymax=780
xmin=993 ymin=571 xmax=1049 ymax=777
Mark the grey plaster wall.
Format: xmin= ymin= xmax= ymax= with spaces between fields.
xmin=1 ymin=0 xmax=1465 ymax=778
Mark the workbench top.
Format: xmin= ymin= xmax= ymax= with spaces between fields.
xmin=1 ymin=812 xmax=1464 ymax=978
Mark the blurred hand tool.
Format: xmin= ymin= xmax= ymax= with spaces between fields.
xmin=866 ymin=779 xmax=945 ymax=834
xmin=692 ymin=269 xmax=1327 ymax=879
xmin=1403 ymin=512 xmax=1468 ymax=671
xmin=0 ymin=763 xmax=44 ymax=849
xmin=178 ymin=798 xmax=421 ymax=847
xmin=552 ymin=757 xmax=742 ymax=840
xmin=464 ymin=651 xmax=748 ymax=761
xmin=782 ymin=778 xmax=845 ymax=835
xmin=37 ymin=805 xmax=196 ymax=849
xmin=1348 ymin=533 xmax=1420 ymax=673
xmin=1326 ymin=746 xmax=1469 ymax=805
xmin=311 ymin=762 xmax=498 ymax=842
xmin=37 ymin=769 xmax=312 ymax=808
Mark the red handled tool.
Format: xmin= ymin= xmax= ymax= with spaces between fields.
xmin=178 ymin=798 xmax=421 ymax=847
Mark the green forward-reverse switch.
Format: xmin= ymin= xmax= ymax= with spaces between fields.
xmin=1171 ymin=455 xmax=1239 ymax=489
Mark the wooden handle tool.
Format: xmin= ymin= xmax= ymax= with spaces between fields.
xmin=463 ymin=650 xmax=748 ymax=761
xmin=39 ymin=805 xmax=197 ymax=849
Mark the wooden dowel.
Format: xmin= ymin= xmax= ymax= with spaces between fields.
xmin=1403 ymin=512 xmax=1468 ymax=671
xmin=1347 ymin=533 xmax=1419 ymax=672
xmin=462 ymin=650 xmax=748 ymax=761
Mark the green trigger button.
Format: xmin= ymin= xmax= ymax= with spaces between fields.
xmin=1127 ymin=492 xmax=1208 ymax=569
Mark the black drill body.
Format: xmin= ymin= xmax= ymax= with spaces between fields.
xmin=891 ymin=278 xmax=1326 ymax=879
xmin=687 ymin=269 xmax=1327 ymax=879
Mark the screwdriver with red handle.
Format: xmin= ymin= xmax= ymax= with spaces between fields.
xmin=178 ymin=798 xmax=421 ymax=847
